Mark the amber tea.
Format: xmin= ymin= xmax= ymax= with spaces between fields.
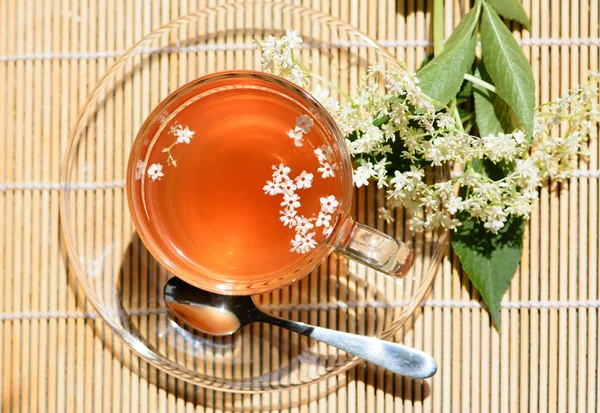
xmin=128 ymin=74 xmax=345 ymax=293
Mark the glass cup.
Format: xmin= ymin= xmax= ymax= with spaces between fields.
xmin=126 ymin=70 xmax=414 ymax=295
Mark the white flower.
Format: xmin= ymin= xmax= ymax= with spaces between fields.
xmin=436 ymin=115 xmax=454 ymax=130
xmin=280 ymin=208 xmax=298 ymax=228
xmin=407 ymin=217 xmax=427 ymax=232
xmin=290 ymin=232 xmax=318 ymax=254
xmin=174 ymin=125 xmax=195 ymax=144
xmin=378 ymin=207 xmax=394 ymax=224
xmin=285 ymin=29 xmax=303 ymax=48
xmin=295 ymin=171 xmax=314 ymax=189
xmin=287 ymin=128 xmax=303 ymax=141
xmin=288 ymin=130 xmax=304 ymax=146
xmin=381 ymin=122 xmax=397 ymax=141
xmin=295 ymin=216 xmax=315 ymax=234
xmin=323 ymin=227 xmax=333 ymax=237
xmin=456 ymin=168 xmax=480 ymax=187
xmin=353 ymin=161 xmax=374 ymax=187
xmin=280 ymin=179 xmax=297 ymax=194
xmin=295 ymin=115 xmax=314 ymax=133
xmin=445 ymin=195 xmax=463 ymax=215
xmin=135 ymin=160 xmax=145 ymax=180
xmin=514 ymin=159 xmax=540 ymax=188
xmin=320 ymin=195 xmax=339 ymax=214
xmin=290 ymin=66 xmax=309 ymax=87
xmin=513 ymin=130 xmax=526 ymax=144
xmin=373 ymin=158 xmax=389 ymax=188
xmin=366 ymin=63 xmax=382 ymax=76
xmin=312 ymin=84 xmax=330 ymax=102
xmin=315 ymin=211 xmax=332 ymax=227
xmin=314 ymin=147 xmax=329 ymax=163
xmin=318 ymin=163 xmax=336 ymax=179
xmin=484 ymin=218 xmax=505 ymax=233
xmin=272 ymin=163 xmax=291 ymax=183
xmin=147 ymin=163 xmax=164 ymax=181
xmin=353 ymin=168 xmax=370 ymax=187
xmin=281 ymin=192 xmax=301 ymax=209
xmin=263 ymin=180 xmax=282 ymax=196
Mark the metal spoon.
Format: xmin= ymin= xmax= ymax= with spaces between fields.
xmin=164 ymin=277 xmax=437 ymax=379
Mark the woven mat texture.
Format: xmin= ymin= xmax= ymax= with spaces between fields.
xmin=1 ymin=0 xmax=599 ymax=411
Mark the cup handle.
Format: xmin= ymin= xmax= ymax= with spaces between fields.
xmin=337 ymin=220 xmax=414 ymax=278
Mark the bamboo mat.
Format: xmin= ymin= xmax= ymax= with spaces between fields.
xmin=1 ymin=0 xmax=599 ymax=412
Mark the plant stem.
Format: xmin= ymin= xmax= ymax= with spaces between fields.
xmin=464 ymin=73 xmax=496 ymax=93
xmin=453 ymin=103 xmax=465 ymax=133
xmin=433 ymin=0 xmax=445 ymax=55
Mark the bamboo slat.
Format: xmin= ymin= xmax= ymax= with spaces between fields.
xmin=1 ymin=0 xmax=599 ymax=412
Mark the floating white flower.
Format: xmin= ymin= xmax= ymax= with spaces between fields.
xmin=320 ymin=195 xmax=339 ymax=214
xmin=280 ymin=179 xmax=297 ymax=194
xmin=174 ymin=125 xmax=195 ymax=144
xmin=147 ymin=163 xmax=164 ymax=181
xmin=295 ymin=115 xmax=314 ymax=133
xmin=263 ymin=180 xmax=282 ymax=196
xmin=153 ymin=122 xmax=197 ymax=173
xmin=295 ymin=216 xmax=315 ymax=234
xmin=290 ymin=232 xmax=317 ymax=254
xmin=280 ymin=208 xmax=298 ymax=228
xmin=295 ymin=171 xmax=313 ymax=189
xmin=281 ymin=192 xmax=301 ymax=209
xmin=287 ymin=128 xmax=304 ymax=147
xmin=262 ymin=113 xmax=345 ymax=254
xmin=272 ymin=163 xmax=291 ymax=183
xmin=318 ymin=163 xmax=335 ymax=179
xmin=315 ymin=211 xmax=332 ymax=228
xmin=314 ymin=147 xmax=328 ymax=163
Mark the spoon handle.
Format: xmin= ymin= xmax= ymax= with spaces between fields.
xmin=258 ymin=312 xmax=437 ymax=379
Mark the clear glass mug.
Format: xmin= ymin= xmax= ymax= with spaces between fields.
xmin=126 ymin=70 xmax=414 ymax=295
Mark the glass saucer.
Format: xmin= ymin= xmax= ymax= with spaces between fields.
xmin=59 ymin=1 xmax=446 ymax=393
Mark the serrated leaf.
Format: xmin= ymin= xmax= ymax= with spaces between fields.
xmin=417 ymin=6 xmax=479 ymax=105
xmin=486 ymin=0 xmax=531 ymax=31
xmin=480 ymin=3 xmax=535 ymax=138
xmin=473 ymin=61 xmax=520 ymax=136
xmin=452 ymin=213 xmax=525 ymax=329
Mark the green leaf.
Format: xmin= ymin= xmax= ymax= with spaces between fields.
xmin=452 ymin=213 xmax=525 ymax=329
xmin=417 ymin=6 xmax=479 ymax=105
xmin=473 ymin=61 xmax=520 ymax=137
xmin=485 ymin=0 xmax=532 ymax=31
xmin=480 ymin=3 xmax=535 ymax=138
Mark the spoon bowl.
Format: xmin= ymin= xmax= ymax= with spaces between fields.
xmin=164 ymin=277 xmax=437 ymax=379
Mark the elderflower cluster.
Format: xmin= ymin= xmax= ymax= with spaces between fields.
xmin=257 ymin=33 xmax=600 ymax=234
xmin=254 ymin=29 xmax=309 ymax=87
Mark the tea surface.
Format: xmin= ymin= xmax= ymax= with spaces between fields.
xmin=141 ymin=86 xmax=343 ymax=283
